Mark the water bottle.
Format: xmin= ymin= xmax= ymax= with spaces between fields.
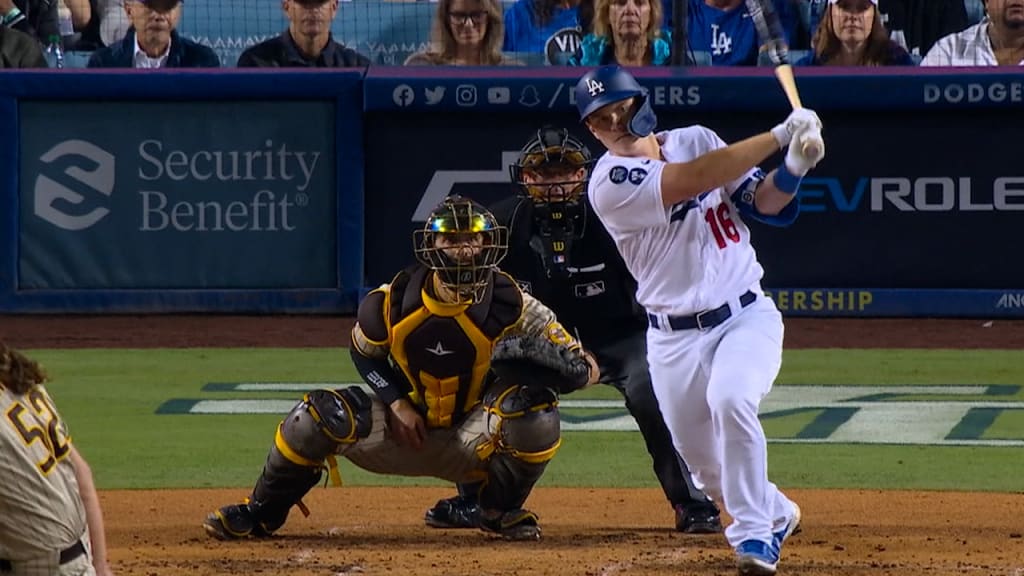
xmin=45 ymin=34 xmax=65 ymax=69
xmin=58 ymin=2 xmax=74 ymax=37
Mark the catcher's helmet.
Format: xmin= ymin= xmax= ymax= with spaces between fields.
xmin=509 ymin=126 xmax=594 ymax=205
xmin=574 ymin=65 xmax=657 ymax=138
xmin=413 ymin=195 xmax=508 ymax=303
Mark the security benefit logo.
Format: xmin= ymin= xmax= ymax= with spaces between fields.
xmin=33 ymin=138 xmax=322 ymax=233
xmin=34 ymin=140 xmax=116 ymax=231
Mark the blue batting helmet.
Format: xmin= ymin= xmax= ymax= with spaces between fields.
xmin=574 ymin=66 xmax=657 ymax=138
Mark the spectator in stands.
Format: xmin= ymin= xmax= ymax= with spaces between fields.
xmin=98 ymin=0 xmax=130 ymax=46
xmin=405 ymin=0 xmax=522 ymax=65
xmin=797 ymin=0 xmax=913 ymax=65
xmin=0 ymin=24 xmax=45 ymax=66
xmin=1 ymin=0 xmax=57 ymax=46
xmin=569 ymin=0 xmax=672 ymax=66
xmin=502 ymin=0 xmax=582 ymax=54
xmin=810 ymin=0 xmax=968 ymax=59
xmin=69 ymin=0 xmax=105 ymax=50
xmin=237 ymin=0 xmax=369 ymax=67
xmin=87 ymin=0 xmax=217 ymax=67
xmin=921 ymin=0 xmax=1024 ymax=65
xmin=686 ymin=0 xmax=798 ymax=65
xmin=65 ymin=0 xmax=90 ymax=31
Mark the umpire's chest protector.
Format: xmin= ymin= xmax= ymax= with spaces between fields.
xmin=387 ymin=266 xmax=523 ymax=427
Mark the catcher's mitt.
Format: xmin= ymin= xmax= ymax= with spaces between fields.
xmin=490 ymin=333 xmax=591 ymax=394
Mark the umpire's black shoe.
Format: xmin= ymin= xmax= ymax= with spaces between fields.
xmin=674 ymin=503 xmax=723 ymax=534
xmin=424 ymin=495 xmax=480 ymax=529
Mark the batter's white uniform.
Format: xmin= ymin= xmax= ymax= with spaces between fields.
xmin=0 ymin=384 xmax=94 ymax=576
xmin=588 ymin=126 xmax=798 ymax=548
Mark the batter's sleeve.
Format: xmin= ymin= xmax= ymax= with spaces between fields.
xmin=589 ymin=157 xmax=669 ymax=234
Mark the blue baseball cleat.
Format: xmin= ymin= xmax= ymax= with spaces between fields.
xmin=735 ymin=539 xmax=779 ymax=575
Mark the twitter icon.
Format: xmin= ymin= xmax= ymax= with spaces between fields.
xmin=425 ymin=86 xmax=446 ymax=105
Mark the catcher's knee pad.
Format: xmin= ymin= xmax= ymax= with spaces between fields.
xmin=247 ymin=387 xmax=373 ymax=533
xmin=481 ymin=384 xmax=561 ymax=464
xmin=277 ymin=387 xmax=373 ymax=465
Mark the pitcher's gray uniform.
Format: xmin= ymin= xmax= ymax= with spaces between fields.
xmin=0 ymin=383 xmax=94 ymax=576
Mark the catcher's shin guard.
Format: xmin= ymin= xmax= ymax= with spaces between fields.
xmin=205 ymin=388 xmax=372 ymax=539
xmin=477 ymin=384 xmax=561 ymax=514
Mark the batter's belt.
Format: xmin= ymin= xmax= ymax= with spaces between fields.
xmin=646 ymin=290 xmax=757 ymax=332
xmin=0 ymin=539 xmax=86 ymax=571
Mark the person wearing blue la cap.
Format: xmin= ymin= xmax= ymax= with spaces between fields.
xmin=575 ymin=64 xmax=825 ymax=576
xmin=87 ymin=0 xmax=219 ymax=68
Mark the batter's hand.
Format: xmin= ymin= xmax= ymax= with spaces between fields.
xmin=771 ymin=108 xmax=822 ymax=149
xmin=388 ymin=398 xmax=426 ymax=450
xmin=785 ymin=124 xmax=825 ymax=176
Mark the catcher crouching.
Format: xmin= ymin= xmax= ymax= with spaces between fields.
xmin=203 ymin=195 xmax=598 ymax=542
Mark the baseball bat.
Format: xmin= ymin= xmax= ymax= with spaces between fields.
xmin=743 ymin=0 xmax=822 ymax=159
xmin=670 ymin=0 xmax=688 ymax=65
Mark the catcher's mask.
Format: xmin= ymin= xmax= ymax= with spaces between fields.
xmin=413 ymin=195 xmax=508 ymax=304
xmin=509 ymin=127 xmax=594 ymax=239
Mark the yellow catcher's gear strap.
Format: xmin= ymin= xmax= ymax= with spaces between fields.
xmin=274 ymin=424 xmax=344 ymax=487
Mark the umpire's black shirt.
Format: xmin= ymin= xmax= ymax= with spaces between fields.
xmin=236 ymin=31 xmax=370 ymax=67
xmin=490 ymin=196 xmax=647 ymax=346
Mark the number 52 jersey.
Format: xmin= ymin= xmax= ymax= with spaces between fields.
xmin=0 ymin=384 xmax=86 ymax=560
xmin=587 ymin=126 xmax=768 ymax=317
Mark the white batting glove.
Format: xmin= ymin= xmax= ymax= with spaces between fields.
xmin=784 ymin=125 xmax=826 ymax=176
xmin=771 ymin=108 xmax=823 ymax=149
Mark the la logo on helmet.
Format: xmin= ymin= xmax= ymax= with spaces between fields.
xmin=586 ymin=79 xmax=605 ymax=97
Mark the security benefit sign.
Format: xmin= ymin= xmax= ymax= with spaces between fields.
xmin=19 ymin=101 xmax=336 ymax=289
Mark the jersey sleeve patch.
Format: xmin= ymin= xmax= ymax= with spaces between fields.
xmin=609 ymin=165 xmax=628 ymax=184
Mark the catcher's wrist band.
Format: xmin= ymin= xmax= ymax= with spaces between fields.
xmin=773 ymin=162 xmax=802 ymax=196
xmin=349 ymin=347 xmax=406 ymax=406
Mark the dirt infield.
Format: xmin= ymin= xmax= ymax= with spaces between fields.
xmin=5 ymin=315 xmax=1023 ymax=575
xmin=109 ymin=487 xmax=1024 ymax=576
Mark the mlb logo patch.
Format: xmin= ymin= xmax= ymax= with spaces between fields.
xmin=554 ymin=255 xmax=566 ymax=263
xmin=574 ymin=281 xmax=606 ymax=298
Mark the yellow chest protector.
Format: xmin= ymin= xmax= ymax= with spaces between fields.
xmin=385 ymin=266 xmax=523 ymax=428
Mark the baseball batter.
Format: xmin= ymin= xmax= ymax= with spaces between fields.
xmin=0 ymin=343 xmax=114 ymax=576
xmin=424 ymin=126 xmax=723 ymax=535
xmin=574 ymin=65 xmax=823 ymax=576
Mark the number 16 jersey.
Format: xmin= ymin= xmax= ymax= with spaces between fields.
xmin=588 ymin=126 xmax=766 ymax=316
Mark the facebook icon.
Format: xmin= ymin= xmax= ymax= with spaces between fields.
xmin=392 ymin=84 xmax=415 ymax=107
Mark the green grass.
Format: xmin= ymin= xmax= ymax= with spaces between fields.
xmin=985 ymin=409 xmax=1024 ymax=440
xmin=22 ymin=348 xmax=1024 ymax=492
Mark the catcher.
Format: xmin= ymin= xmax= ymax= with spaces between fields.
xmin=203 ymin=195 xmax=599 ymax=542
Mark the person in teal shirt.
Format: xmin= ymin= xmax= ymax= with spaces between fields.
xmin=569 ymin=0 xmax=671 ymax=65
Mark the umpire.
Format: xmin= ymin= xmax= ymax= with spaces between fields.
xmin=424 ymin=126 xmax=722 ymax=533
